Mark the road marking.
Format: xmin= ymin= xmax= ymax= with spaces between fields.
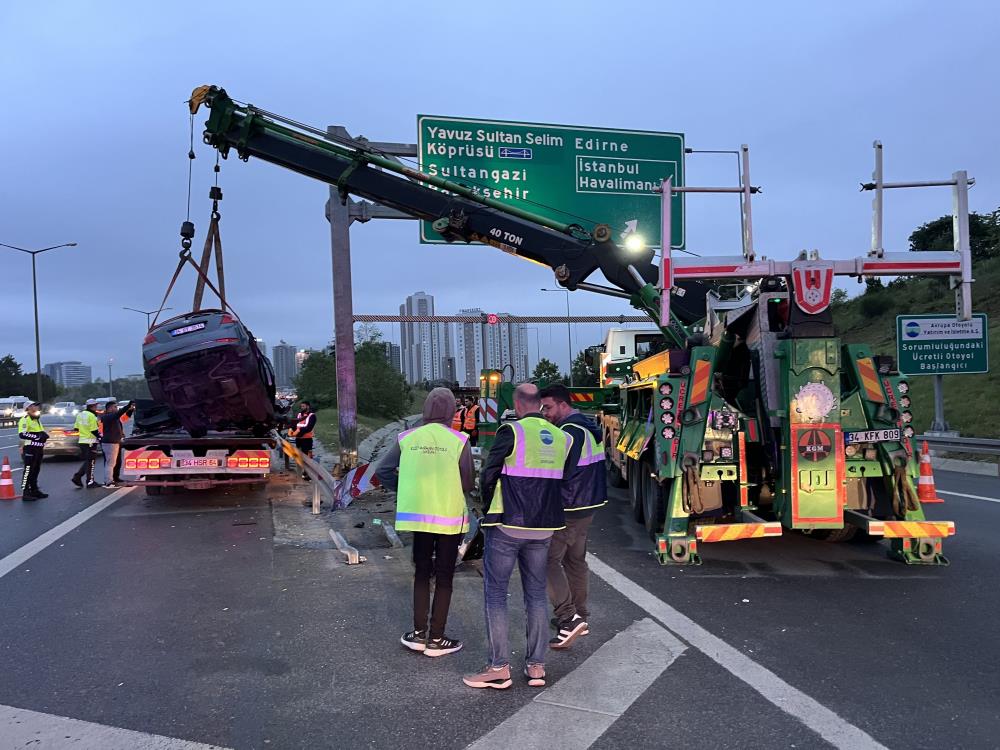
xmin=0 ymin=486 xmax=134 ymax=580
xmin=468 ymin=618 xmax=685 ymax=750
xmin=937 ymin=489 xmax=1000 ymax=504
xmin=587 ymin=554 xmax=887 ymax=750
xmin=0 ymin=444 xmax=20 ymax=450
xmin=0 ymin=702 xmax=231 ymax=749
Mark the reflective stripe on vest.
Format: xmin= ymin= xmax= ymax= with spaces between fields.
xmin=502 ymin=420 xmax=571 ymax=479
xmin=395 ymin=423 xmax=469 ymax=534
xmin=485 ymin=417 xmax=571 ymax=530
xmin=75 ymin=411 xmax=100 ymax=444
xmin=463 ymin=404 xmax=479 ymax=431
xmin=575 ymin=427 xmax=604 ymax=467
xmin=18 ymin=415 xmax=45 ymax=447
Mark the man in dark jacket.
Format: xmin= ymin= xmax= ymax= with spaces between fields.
xmin=99 ymin=400 xmax=135 ymax=488
xmin=289 ymin=401 xmax=317 ymax=480
xmin=539 ymin=384 xmax=607 ymax=649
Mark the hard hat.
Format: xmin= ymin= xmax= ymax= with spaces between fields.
xmin=85 ymin=399 xmax=99 ymax=406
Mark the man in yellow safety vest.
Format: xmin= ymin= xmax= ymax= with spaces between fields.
xmin=375 ymin=387 xmax=475 ymax=658
xmin=463 ymin=383 xmax=571 ymax=691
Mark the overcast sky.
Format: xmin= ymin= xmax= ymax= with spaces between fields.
xmin=1 ymin=0 xmax=997 ymax=379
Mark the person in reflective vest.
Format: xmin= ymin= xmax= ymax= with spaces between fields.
xmin=463 ymin=397 xmax=480 ymax=446
xmin=17 ymin=402 xmax=48 ymax=499
xmin=539 ymin=384 xmax=607 ymax=649
xmin=463 ymin=384 xmax=571 ymax=691
xmin=375 ymin=387 xmax=474 ymax=659
xmin=288 ymin=401 xmax=317 ymax=480
xmin=72 ymin=400 xmax=102 ymax=488
xmin=451 ymin=398 xmax=465 ymax=432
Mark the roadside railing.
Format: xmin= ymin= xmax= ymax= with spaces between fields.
xmin=916 ymin=434 xmax=1000 ymax=456
xmin=273 ymin=432 xmax=483 ymax=565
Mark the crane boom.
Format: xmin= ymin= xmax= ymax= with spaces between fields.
xmin=189 ymin=85 xmax=700 ymax=347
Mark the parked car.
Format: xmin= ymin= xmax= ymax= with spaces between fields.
xmin=143 ymin=309 xmax=277 ymax=437
xmin=49 ymin=401 xmax=80 ymax=417
xmin=40 ymin=415 xmax=81 ymax=458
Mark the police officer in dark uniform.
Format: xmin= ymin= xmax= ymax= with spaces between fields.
xmin=17 ymin=402 xmax=49 ymax=499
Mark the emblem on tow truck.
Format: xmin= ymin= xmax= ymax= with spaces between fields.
xmin=795 ymin=382 xmax=836 ymax=421
xmin=791 ymin=261 xmax=835 ymax=314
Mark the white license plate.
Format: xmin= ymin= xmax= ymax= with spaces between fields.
xmin=170 ymin=322 xmax=207 ymax=337
xmin=178 ymin=458 xmax=220 ymax=468
xmin=845 ymin=429 xmax=900 ymax=444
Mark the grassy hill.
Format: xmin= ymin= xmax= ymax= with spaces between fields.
xmin=832 ymin=257 xmax=1000 ymax=438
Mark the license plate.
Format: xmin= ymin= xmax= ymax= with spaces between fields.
xmin=178 ymin=458 xmax=220 ymax=468
xmin=170 ymin=322 xmax=207 ymax=337
xmin=845 ymin=429 xmax=900 ymax=444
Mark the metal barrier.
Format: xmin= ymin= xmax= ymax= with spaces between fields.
xmin=917 ymin=435 xmax=1000 ymax=456
xmin=274 ymin=433 xmax=485 ymax=563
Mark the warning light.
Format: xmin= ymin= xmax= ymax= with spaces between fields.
xmin=897 ymin=381 xmax=909 ymax=395
xmin=486 ymin=313 xmax=499 ymax=325
xmin=659 ymin=383 xmax=672 ymax=396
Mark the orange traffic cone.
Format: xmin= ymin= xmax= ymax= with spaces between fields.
xmin=917 ymin=441 xmax=943 ymax=504
xmin=0 ymin=456 xmax=18 ymax=500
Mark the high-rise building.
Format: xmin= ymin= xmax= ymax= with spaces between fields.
xmin=455 ymin=308 xmax=486 ymax=387
xmin=380 ymin=342 xmax=402 ymax=374
xmin=295 ymin=349 xmax=313 ymax=369
xmin=43 ymin=361 xmax=92 ymax=388
xmin=272 ymin=341 xmax=298 ymax=388
xmin=399 ymin=292 xmax=453 ymax=384
xmin=454 ymin=310 xmax=530 ymax=386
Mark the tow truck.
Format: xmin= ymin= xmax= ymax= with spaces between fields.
xmin=187 ymin=86 xmax=967 ymax=565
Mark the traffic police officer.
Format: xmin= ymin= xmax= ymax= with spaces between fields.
xmin=17 ymin=402 xmax=48 ymax=499
xmin=72 ymin=399 xmax=101 ymax=488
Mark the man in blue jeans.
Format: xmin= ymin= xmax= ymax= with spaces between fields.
xmin=463 ymin=384 xmax=572 ymax=690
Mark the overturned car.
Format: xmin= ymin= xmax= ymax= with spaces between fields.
xmin=143 ymin=309 xmax=278 ymax=437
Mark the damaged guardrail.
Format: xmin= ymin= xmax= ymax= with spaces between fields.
xmin=274 ymin=434 xmax=364 ymax=564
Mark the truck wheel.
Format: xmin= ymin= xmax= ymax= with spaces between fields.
xmin=606 ymin=450 xmax=627 ymax=488
xmin=628 ymin=460 xmax=644 ymax=523
xmin=641 ymin=459 xmax=666 ymax=539
xmin=812 ymin=526 xmax=857 ymax=542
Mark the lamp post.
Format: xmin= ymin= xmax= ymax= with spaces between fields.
xmin=540 ymin=288 xmax=574 ymax=386
xmin=123 ymin=306 xmax=171 ymax=329
xmin=525 ymin=326 xmax=542 ymax=373
xmin=0 ymin=241 xmax=78 ymax=402
xmin=107 ymin=358 xmax=114 ymax=398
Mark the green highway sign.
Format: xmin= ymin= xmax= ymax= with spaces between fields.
xmin=896 ymin=314 xmax=989 ymax=375
xmin=417 ymin=115 xmax=684 ymax=248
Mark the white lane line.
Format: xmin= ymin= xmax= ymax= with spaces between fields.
xmin=0 ymin=444 xmax=20 ymax=450
xmin=0 ymin=702 xmax=231 ymax=749
xmin=587 ymin=554 xmax=887 ymax=750
xmin=0 ymin=487 xmax=134 ymax=580
xmin=937 ymin=489 xmax=1000 ymax=504
xmin=468 ymin=618 xmax=685 ymax=750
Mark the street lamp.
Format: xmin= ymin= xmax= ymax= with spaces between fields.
xmin=107 ymin=358 xmax=114 ymax=398
xmin=525 ymin=326 xmax=542 ymax=372
xmin=0 ymin=241 xmax=78 ymax=402
xmin=540 ymin=288 xmax=574 ymax=386
xmin=123 ymin=306 xmax=171 ymax=329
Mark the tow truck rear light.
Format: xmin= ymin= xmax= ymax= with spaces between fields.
xmin=903 ymin=426 xmax=915 ymax=438
xmin=659 ymin=383 xmax=672 ymax=396
xmin=900 ymin=396 xmax=911 ymax=408
xmin=901 ymin=411 xmax=913 ymax=424
xmin=662 ymin=427 xmax=675 ymax=439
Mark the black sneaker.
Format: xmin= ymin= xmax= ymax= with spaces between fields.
xmin=32 ymin=490 xmax=48 ymax=499
xmin=400 ymin=630 xmax=428 ymax=652
xmin=85 ymin=480 xmax=100 ymax=489
xmin=549 ymin=614 xmax=588 ymax=650
xmin=425 ymin=636 xmax=463 ymax=658
xmin=551 ymin=614 xmax=590 ymax=635
xmin=21 ymin=491 xmax=39 ymax=501
xmin=71 ymin=475 xmax=83 ymax=488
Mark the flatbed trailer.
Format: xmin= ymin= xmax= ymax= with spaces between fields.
xmin=120 ymin=431 xmax=275 ymax=493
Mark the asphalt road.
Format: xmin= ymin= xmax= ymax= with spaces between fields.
xmin=0 ymin=444 xmax=997 ymax=749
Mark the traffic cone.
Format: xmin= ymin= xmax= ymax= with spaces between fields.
xmin=0 ymin=456 xmax=18 ymax=500
xmin=917 ymin=441 xmax=943 ymax=504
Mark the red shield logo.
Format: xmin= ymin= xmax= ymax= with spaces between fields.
xmin=791 ymin=262 xmax=834 ymax=315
